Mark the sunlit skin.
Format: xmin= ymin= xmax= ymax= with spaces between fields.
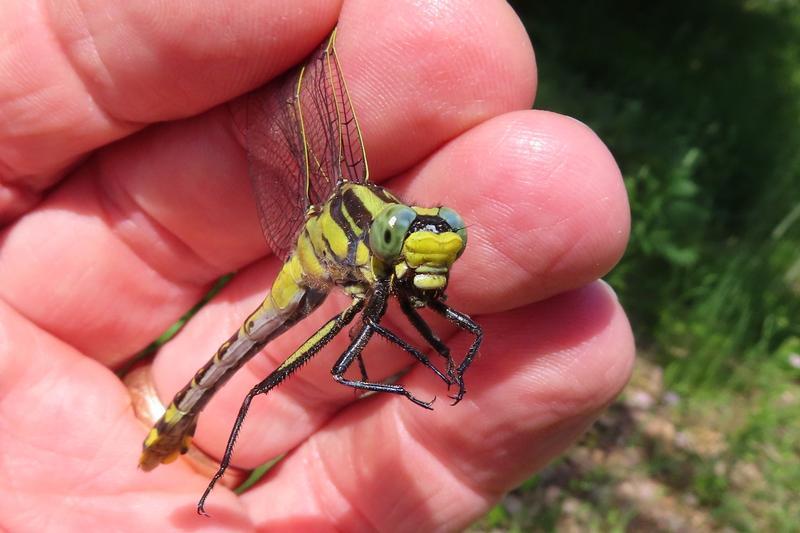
xmin=0 ymin=0 xmax=633 ymax=531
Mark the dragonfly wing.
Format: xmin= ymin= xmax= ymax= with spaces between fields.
xmin=329 ymin=36 xmax=369 ymax=184
xmin=235 ymin=29 xmax=370 ymax=262
xmin=236 ymin=70 xmax=309 ymax=262
xmin=300 ymin=28 xmax=370 ymax=209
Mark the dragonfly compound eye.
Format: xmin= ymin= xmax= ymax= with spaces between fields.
xmin=369 ymin=204 xmax=416 ymax=261
xmin=438 ymin=206 xmax=468 ymax=253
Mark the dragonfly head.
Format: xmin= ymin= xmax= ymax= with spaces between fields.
xmin=369 ymin=204 xmax=468 ymax=292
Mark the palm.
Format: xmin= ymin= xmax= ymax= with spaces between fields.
xmin=0 ymin=1 xmax=633 ymax=531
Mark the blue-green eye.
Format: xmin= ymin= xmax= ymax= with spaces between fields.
xmin=369 ymin=204 xmax=416 ymax=261
xmin=438 ymin=207 xmax=467 ymax=249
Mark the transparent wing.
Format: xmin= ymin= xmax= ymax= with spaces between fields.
xmin=235 ymin=77 xmax=307 ymax=262
xmin=235 ymin=28 xmax=369 ymax=261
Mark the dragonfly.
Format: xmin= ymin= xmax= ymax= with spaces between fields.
xmin=138 ymin=28 xmax=482 ymax=515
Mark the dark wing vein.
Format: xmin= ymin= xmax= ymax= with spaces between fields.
xmin=234 ymin=28 xmax=369 ymax=262
xmin=235 ymin=73 xmax=308 ymax=262
xmin=299 ymin=28 xmax=370 ymax=206
xmin=329 ymin=43 xmax=369 ymax=183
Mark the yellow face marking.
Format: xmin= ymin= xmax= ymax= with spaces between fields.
xmin=413 ymin=274 xmax=448 ymax=290
xmin=403 ymin=231 xmax=463 ymax=268
xmin=415 ymin=265 xmax=447 ymax=274
xmin=412 ymin=207 xmax=439 ymax=216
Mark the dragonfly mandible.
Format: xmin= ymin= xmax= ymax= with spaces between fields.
xmin=138 ymin=27 xmax=482 ymax=515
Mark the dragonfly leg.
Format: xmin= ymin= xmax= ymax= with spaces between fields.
xmin=332 ymin=325 xmax=436 ymax=410
xmin=428 ymin=300 xmax=483 ymax=405
xmin=348 ymin=326 xmax=370 ymax=381
xmin=356 ymin=353 xmax=369 ymax=382
xmin=398 ymin=295 xmax=456 ymax=384
xmin=364 ymin=317 xmax=451 ymax=386
xmin=331 ymin=285 xmax=436 ymax=409
xmin=197 ymin=298 xmax=363 ymax=516
xmin=329 ymin=280 xmax=436 ymax=409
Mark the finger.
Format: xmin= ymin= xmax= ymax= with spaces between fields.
xmin=0 ymin=299 xmax=248 ymax=529
xmin=336 ymin=0 xmax=537 ymax=178
xmin=153 ymin=110 xmax=628 ymax=466
xmin=398 ymin=109 xmax=630 ymax=312
xmin=239 ymin=282 xmax=635 ymax=529
xmin=0 ymin=0 xmax=340 ymax=202
xmin=0 ymin=0 xmax=536 ymax=363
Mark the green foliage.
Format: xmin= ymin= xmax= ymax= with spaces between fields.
xmin=482 ymin=505 xmax=510 ymax=529
xmin=513 ymin=0 xmax=800 ymax=391
xmin=476 ymin=2 xmax=800 ymax=531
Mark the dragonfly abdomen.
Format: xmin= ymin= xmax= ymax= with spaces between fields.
xmin=139 ymin=254 xmax=328 ymax=471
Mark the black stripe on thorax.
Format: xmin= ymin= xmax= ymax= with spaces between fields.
xmin=315 ymin=228 xmax=338 ymax=263
xmin=342 ymin=188 xmax=374 ymax=230
xmin=368 ymin=183 xmax=400 ymax=204
xmin=328 ymin=193 xmax=360 ymax=264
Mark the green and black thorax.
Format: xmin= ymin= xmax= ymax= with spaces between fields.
xmin=298 ymin=181 xmax=468 ymax=302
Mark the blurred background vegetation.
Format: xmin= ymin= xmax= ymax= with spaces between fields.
xmin=474 ymin=1 xmax=800 ymax=531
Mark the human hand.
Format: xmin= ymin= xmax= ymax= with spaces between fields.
xmin=0 ymin=1 xmax=633 ymax=531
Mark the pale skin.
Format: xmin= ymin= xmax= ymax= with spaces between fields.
xmin=0 ymin=1 xmax=634 ymax=531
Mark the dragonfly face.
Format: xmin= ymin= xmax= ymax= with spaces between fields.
xmin=369 ymin=204 xmax=468 ymax=296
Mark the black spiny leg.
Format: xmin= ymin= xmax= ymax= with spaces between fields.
xmin=428 ymin=299 xmax=483 ymax=405
xmin=398 ymin=294 xmax=456 ymax=383
xmin=196 ymin=298 xmax=363 ymax=516
xmin=349 ymin=325 xmax=370 ymax=382
xmin=356 ymin=353 xmax=369 ymax=382
xmin=366 ymin=318 xmax=451 ymax=386
xmin=331 ymin=280 xmax=436 ymax=409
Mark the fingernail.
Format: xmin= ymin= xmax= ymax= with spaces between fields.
xmin=597 ymin=279 xmax=619 ymax=301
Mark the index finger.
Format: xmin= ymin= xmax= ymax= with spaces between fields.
xmin=0 ymin=0 xmax=340 ymax=217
